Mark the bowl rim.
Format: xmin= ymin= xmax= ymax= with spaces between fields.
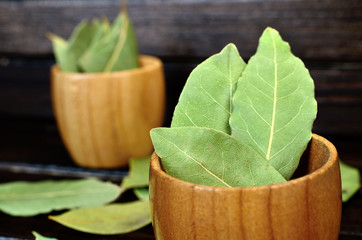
xmin=150 ymin=133 xmax=339 ymax=191
xmin=51 ymin=55 xmax=162 ymax=77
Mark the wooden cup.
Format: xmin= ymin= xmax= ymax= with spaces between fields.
xmin=51 ymin=55 xmax=165 ymax=168
xmin=149 ymin=134 xmax=342 ymax=240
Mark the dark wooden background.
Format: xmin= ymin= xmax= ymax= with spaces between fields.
xmin=0 ymin=0 xmax=361 ymax=239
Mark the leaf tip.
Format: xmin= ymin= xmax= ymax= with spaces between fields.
xmin=46 ymin=32 xmax=60 ymax=41
xmin=264 ymin=26 xmax=278 ymax=34
xmin=220 ymin=43 xmax=239 ymax=55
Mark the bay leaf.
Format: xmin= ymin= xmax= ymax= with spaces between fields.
xmin=121 ymin=156 xmax=150 ymax=191
xmin=171 ymin=43 xmax=246 ymax=134
xmin=48 ymin=21 xmax=98 ymax=72
xmin=65 ymin=20 xmax=99 ymax=72
xmin=47 ymin=33 xmax=69 ymax=72
xmin=151 ymin=127 xmax=286 ymax=187
xmin=133 ymin=187 xmax=149 ymax=201
xmin=229 ymin=27 xmax=317 ymax=180
xmin=0 ymin=178 xmax=121 ymax=217
xmin=340 ymin=160 xmax=361 ymax=202
xmin=49 ymin=201 xmax=151 ymax=235
xmin=79 ymin=12 xmax=139 ymax=73
xmin=32 ymin=231 xmax=58 ymax=240
xmin=103 ymin=12 xmax=139 ymax=72
xmin=88 ymin=18 xmax=108 ymax=49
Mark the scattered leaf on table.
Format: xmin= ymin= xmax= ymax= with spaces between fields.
xmin=49 ymin=201 xmax=151 ymax=235
xmin=171 ymin=43 xmax=246 ymax=134
xmin=340 ymin=160 xmax=361 ymax=202
xmin=133 ymin=187 xmax=149 ymax=201
xmin=79 ymin=12 xmax=139 ymax=73
xmin=151 ymin=127 xmax=286 ymax=187
xmin=32 ymin=231 xmax=58 ymax=240
xmin=121 ymin=156 xmax=150 ymax=191
xmin=0 ymin=178 xmax=121 ymax=217
xmin=229 ymin=27 xmax=317 ymax=180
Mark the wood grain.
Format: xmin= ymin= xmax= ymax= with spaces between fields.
xmin=149 ymin=134 xmax=342 ymax=240
xmin=0 ymin=0 xmax=362 ymax=61
xmin=51 ymin=56 xmax=165 ymax=168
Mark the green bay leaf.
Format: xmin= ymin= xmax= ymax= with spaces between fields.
xmin=79 ymin=12 xmax=139 ymax=73
xmin=133 ymin=187 xmax=149 ymax=201
xmin=88 ymin=18 xmax=107 ymax=49
xmin=49 ymin=201 xmax=151 ymax=235
xmin=230 ymin=27 xmax=317 ymax=180
xmin=103 ymin=12 xmax=139 ymax=72
xmin=340 ymin=160 xmax=361 ymax=202
xmin=0 ymin=178 xmax=121 ymax=217
xmin=171 ymin=43 xmax=246 ymax=134
xmin=65 ymin=20 xmax=99 ymax=72
xmin=47 ymin=33 xmax=69 ymax=72
xmin=48 ymin=21 xmax=99 ymax=72
xmin=121 ymin=156 xmax=150 ymax=191
xmin=32 ymin=231 xmax=58 ymax=240
xmin=151 ymin=127 xmax=286 ymax=187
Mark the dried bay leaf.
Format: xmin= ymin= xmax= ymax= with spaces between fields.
xmin=151 ymin=127 xmax=286 ymax=187
xmin=230 ymin=27 xmax=317 ymax=180
xmin=49 ymin=201 xmax=151 ymax=235
xmin=121 ymin=156 xmax=150 ymax=191
xmin=0 ymin=178 xmax=121 ymax=217
xmin=340 ymin=160 xmax=361 ymax=202
xmin=32 ymin=231 xmax=58 ymax=240
xmin=171 ymin=43 xmax=246 ymax=134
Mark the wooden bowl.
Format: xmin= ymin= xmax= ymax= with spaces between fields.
xmin=51 ymin=55 xmax=165 ymax=168
xmin=149 ymin=134 xmax=341 ymax=240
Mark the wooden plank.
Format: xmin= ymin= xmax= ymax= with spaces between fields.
xmin=0 ymin=0 xmax=362 ymax=60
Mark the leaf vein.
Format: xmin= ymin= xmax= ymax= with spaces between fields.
xmin=250 ymin=83 xmax=273 ymax=101
xmin=269 ymin=125 xmax=307 ymax=161
xmin=236 ymin=114 xmax=267 ymax=156
xmin=246 ymin=95 xmax=272 ymax=127
xmin=156 ymin=133 xmax=232 ymax=187
xmin=256 ymin=67 xmax=274 ymax=89
xmin=274 ymin=97 xmax=308 ymax=134
xmin=278 ymin=64 xmax=297 ymax=83
xmin=200 ymin=82 xmax=231 ymax=115
xmin=184 ymin=110 xmax=198 ymax=127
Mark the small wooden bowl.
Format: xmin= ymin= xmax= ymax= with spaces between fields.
xmin=149 ymin=134 xmax=341 ymax=240
xmin=51 ymin=55 xmax=165 ymax=168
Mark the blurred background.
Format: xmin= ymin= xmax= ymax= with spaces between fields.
xmin=1 ymin=0 xmax=361 ymax=165
xmin=0 ymin=0 xmax=361 ymax=238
